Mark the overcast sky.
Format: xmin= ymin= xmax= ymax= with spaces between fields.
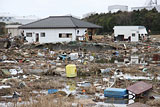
xmin=0 ymin=0 xmax=157 ymax=18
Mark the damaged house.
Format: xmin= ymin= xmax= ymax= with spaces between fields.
xmin=19 ymin=16 xmax=101 ymax=43
xmin=5 ymin=24 xmax=22 ymax=37
xmin=113 ymin=26 xmax=148 ymax=42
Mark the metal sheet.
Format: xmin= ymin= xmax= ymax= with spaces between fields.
xmin=104 ymin=88 xmax=128 ymax=98
xmin=127 ymin=81 xmax=152 ymax=95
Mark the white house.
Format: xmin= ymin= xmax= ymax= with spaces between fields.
xmin=5 ymin=24 xmax=22 ymax=37
xmin=19 ymin=16 xmax=101 ymax=43
xmin=113 ymin=26 xmax=148 ymax=42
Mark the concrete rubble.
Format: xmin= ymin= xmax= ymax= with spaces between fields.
xmin=0 ymin=35 xmax=160 ymax=107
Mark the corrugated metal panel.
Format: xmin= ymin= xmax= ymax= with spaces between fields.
xmin=127 ymin=81 xmax=152 ymax=95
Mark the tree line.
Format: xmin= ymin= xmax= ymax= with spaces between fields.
xmin=0 ymin=9 xmax=160 ymax=35
xmin=83 ymin=8 xmax=160 ymax=35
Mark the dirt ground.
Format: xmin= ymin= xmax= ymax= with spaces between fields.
xmin=150 ymin=35 xmax=160 ymax=42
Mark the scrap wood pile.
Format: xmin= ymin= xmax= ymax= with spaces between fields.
xmin=0 ymin=35 xmax=26 ymax=49
xmin=92 ymin=35 xmax=113 ymax=43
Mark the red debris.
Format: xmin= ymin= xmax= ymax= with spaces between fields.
xmin=127 ymin=81 xmax=152 ymax=95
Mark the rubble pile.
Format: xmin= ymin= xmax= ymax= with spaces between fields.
xmin=0 ymin=38 xmax=160 ymax=107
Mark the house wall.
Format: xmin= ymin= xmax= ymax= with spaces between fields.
xmin=139 ymin=28 xmax=148 ymax=35
xmin=23 ymin=28 xmax=87 ymax=43
xmin=76 ymin=28 xmax=87 ymax=36
xmin=131 ymin=31 xmax=139 ymax=42
xmin=114 ymin=26 xmax=139 ymax=39
xmin=8 ymin=28 xmax=22 ymax=37
xmin=75 ymin=28 xmax=87 ymax=41
xmin=5 ymin=25 xmax=22 ymax=37
xmin=114 ymin=26 xmax=148 ymax=42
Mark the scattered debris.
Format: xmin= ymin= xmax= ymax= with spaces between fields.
xmin=127 ymin=81 xmax=152 ymax=97
xmin=0 ymin=35 xmax=159 ymax=107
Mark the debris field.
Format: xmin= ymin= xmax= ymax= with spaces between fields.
xmin=0 ymin=35 xmax=160 ymax=107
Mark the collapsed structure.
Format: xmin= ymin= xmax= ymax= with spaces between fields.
xmin=5 ymin=24 xmax=22 ymax=37
xmin=113 ymin=26 xmax=148 ymax=42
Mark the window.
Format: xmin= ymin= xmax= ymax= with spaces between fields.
xmin=132 ymin=33 xmax=135 ymax=37
xmin=67 ymin=34 xmax=70 ymax=38
xmin=59 ymin=34 xmax=62 ymax=38
xmin=59 ymin=33 xmax=72 ymax=38
xmin=26 ymin=33 xmax=32 ymax=37
xmin=77 ymin=30 xmax=79 ymax=34
xmin=41 ymin=32 xmax=45 ymax=37
xmin=67 ymin=33 xmax=72 ymax=38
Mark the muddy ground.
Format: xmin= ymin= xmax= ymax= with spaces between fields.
xmin=0 ymin=36 xmax=160 ymax=107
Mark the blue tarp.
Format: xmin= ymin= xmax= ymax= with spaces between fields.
xmin=48 ymin=89 xmax=58 ymax=94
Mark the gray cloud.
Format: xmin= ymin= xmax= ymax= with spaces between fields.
xmin=0 ymin=0 xmax=149 ymax=18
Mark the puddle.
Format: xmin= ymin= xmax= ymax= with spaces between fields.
xmin=1 ymin=95 xmax=12 ymax=99
xmin=77 ymin=81 xmax=91 ymax=87
xmin=0 ymin=86 xmax=11 ymax=89
xmin=96 ymin=102 xmax=127 ymax=107
xmin=104 ymin=98 xmax=129 ymax=104
xmin=114 ymin=72 xmax=160 ymax=80
xmin=154 ymin=96 xmax=160 ymax=99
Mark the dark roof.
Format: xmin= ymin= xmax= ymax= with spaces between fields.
xmin=19 ymin=16 xmax=102 ymax=29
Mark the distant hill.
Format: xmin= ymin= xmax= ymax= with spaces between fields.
xmin=83 ymin=8 xmax=160 ymax=35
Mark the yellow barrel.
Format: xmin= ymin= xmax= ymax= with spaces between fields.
xmin=66 ymin=64 xmax=77 ymax=77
